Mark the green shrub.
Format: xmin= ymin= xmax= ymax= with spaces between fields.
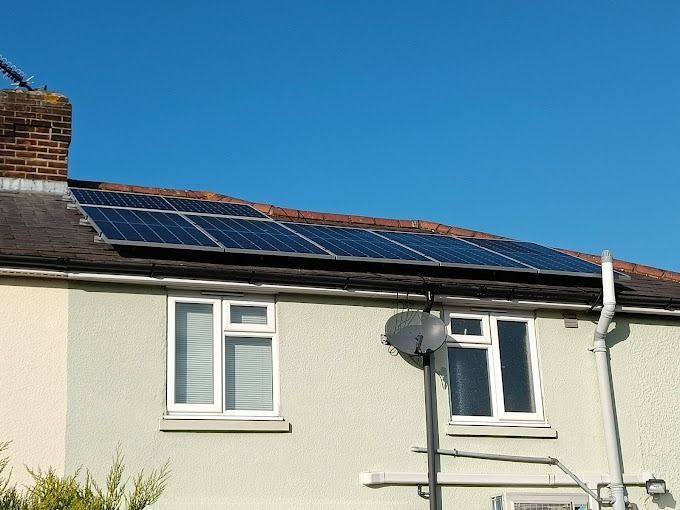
xmin=0 ymin=442 xmax=169 ymax=510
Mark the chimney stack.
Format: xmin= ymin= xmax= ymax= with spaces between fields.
xmin=0 ymin=89 xmax=72 ymax=192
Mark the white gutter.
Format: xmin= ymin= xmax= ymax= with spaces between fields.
xmin=359 ymin=471 xmax=653 ymax=488
xmin=2 ymin=266 xmax=680 ymax=317
xmin=592 ymin=250 xmax=626 ymax=510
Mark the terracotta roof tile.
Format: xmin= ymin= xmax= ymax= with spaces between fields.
xmin=67 ymin=179 xmax=679 ymax=284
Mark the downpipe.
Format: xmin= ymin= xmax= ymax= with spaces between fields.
xmin=592 ymin=250 xmax=626 ymax=510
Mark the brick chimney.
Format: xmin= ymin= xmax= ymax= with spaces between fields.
xmin=0 ymin=89 xmax=72 ymax=192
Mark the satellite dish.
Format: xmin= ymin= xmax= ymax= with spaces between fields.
xmin=384 ymin=311 xmax=446 ymax=356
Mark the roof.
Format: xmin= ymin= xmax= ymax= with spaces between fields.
xmin=1 ymin=183 xmax=680 ymax=310
xmin=70 ymin=179 xmax=680 ymax=284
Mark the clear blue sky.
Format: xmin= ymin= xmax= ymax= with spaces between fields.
xmin=4 ymin=1 xmax=679 ymax=270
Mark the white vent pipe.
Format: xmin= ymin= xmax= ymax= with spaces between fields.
xmin=592 ymin=250 xmax=625 ymax=510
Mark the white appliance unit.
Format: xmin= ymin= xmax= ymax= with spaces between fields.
xmin=492 ymin=492 xmax=589 ymax=510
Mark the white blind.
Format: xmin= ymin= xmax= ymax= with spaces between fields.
xmin=175 ymin=303 xmax=214 ymax=404
xmin=230 ymin=305 xmax=268 ymax=325
xmin=225 ymin=337 xmax=273 ymax=411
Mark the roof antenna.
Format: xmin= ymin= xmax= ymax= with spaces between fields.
xmin=0 ymin=54 xmax=35 ymax=91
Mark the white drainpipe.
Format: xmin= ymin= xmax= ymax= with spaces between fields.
xmin=592 ymin=250 xmax=625 ymax=510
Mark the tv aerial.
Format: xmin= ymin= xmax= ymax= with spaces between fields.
xmin=382 ymin=292 xmax=446 ymax=510
xmin=0 ymin=54 xmax=35 ymax=91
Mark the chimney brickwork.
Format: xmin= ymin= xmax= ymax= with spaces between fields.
xmin=0 ymin=90 xmax=71 ymax=182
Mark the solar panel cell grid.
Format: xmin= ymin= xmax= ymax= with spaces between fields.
xmin=465 ymin=239 xmax=602 ymax=273
xmin=190 ymin=216 xmax=329 ymax=255
xmin=285 ymin=223 xmax=432 ymax=262
xmin=377 ymin=231 xmax=529 ymax=268
xmin=164 ymin=197 xmax=268 ymax=218
xmin=82 ymin=206 xmax=219 ymax=248
xmin=71 ymin=188 xmax=269 ymax=219
xmin=71 ymin=188 xmax=173 ymax=210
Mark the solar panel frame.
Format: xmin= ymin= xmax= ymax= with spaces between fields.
xmin=283 ymin=222 xmax=437 ymax=265
xmin=372 ymin=230 xmax=537 ymax=272
xmin=70 ymin=188 xmax=174 ymax=210
xmin=70 ymin=187 xmax=270 ymax=220
xmin=163 ymin=196 xmax=269 ymax=219
xmin=79 ymin=205 xmax=223 ymax=252
xmin=189 ymin=215 xmax=334 ymax=259
xmin=463 ymin=238 xmax=604 ymax=277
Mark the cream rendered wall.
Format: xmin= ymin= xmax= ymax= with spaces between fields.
xmin=64 ymin=282 xmax=680 ymax=510
xmin=0 ymin=277 xmax=68 ymax=484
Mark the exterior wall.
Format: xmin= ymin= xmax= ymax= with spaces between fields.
xmin=63 ymin=281 xmax=680 ymax=509
xmin=0 ymin=277 xmax=69 ymax=484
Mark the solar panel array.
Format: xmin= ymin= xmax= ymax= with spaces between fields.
xmin=70 ymin=187 xmax=605 ymax=277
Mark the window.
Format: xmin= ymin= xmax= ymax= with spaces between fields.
xmin=167 ymin=295 xmax=279 ymax=419
xmin=447 ymin=311 xmax=544 ymax=425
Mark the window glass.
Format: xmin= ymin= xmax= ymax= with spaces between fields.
xmin=231 ymin=305 xmax=268 ymax=325
xmin=175 ymin=303 xmax=214 ymax=404
xmin=497 ymin=321 xmax=535 ymax=413
xmin=451 ymin=317 xmax=483 ymax=336
xmin=225 ymin=337 xmax=273 ymax=411
xmin=448 ymin=347 xmax=492 ymax=416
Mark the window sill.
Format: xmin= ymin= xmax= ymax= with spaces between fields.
xmin=447 ymin=424 xmax=557 ymax=439
xmin=159 ymin=418 xmax=291 ymax=433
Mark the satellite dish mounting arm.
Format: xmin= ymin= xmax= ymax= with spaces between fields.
xmin=423 ymin=289 xmax=435 ymax=314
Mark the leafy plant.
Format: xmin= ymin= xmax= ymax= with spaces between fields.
xmin=0 ymin=442 xmax=169 ymax=510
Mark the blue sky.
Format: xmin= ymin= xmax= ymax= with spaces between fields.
xmin=4 ymin=1 xmax=680 ymax=270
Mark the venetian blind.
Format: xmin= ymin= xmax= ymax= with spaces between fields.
xmin=175 ymin=303 xmax=214 ymax=404
xmin=225 ymin=337 xmax=273 ymax=411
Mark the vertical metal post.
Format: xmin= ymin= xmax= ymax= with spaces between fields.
xmin=423 ymin=350 xmax=438 ymax=510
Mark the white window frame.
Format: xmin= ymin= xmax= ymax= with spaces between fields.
xmin=223 ymin=331 xmax=280 ymax=418
xmin=224 ymin=296 xmax=276 ymax=333
xmin=449 ymin=312 xmax=491 ymax=345
xmin=167 ymin=296 xmax=222 ymax=414
xmin=166 ymin=294 xmax=280 ymax=420
xmin=446 ymin=309 xmax=545 ymax=426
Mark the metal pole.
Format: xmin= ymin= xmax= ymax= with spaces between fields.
xmin=423 ymin=350 xmax=438 ymax=510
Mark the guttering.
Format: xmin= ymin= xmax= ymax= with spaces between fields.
xmin=592 ymin=250 xmax=626 ymax=510
xmin=359 ymin=471 xmax=654 ymax=488
xmin=3 ymin=266 xmax=680 ymax=317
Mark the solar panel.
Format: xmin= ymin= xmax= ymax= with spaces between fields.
xmin=81 ymin=206 xmax=220 ymax=249
xmin=189 ymin=216 xmax=330 ymax=255
xmin=72 ymin=188 xmax=604 ymax=277
xmin=285 ymin=223 xmax=433 ymax=262
xmin=376 ymin=231 xmax=531 ymax=269
xmin=164 ymin=197 xmax=268 ymax=218
xmin=71 ymin=188 xmax=172 ymax=210
xmin=465 ymin=239 xmax=602 ymax=274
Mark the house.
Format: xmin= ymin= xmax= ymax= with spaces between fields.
xmin=1 ymin=88 xmax=679 ymax=510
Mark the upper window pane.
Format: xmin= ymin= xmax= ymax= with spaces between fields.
xmin=175 ymin=303 xmax=214 ymax=405
xmin=451 ymin=317 xmax=483 ymax=336
xmin=448 ymin=347 xmax=492 ymax=417
xmin=497 ymin=321 xmax=535 ymax=413
xmin=225 ymin=337 xmax=273 ymax=411
xmin=231 ymin=305 xmax=268 ymax=325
